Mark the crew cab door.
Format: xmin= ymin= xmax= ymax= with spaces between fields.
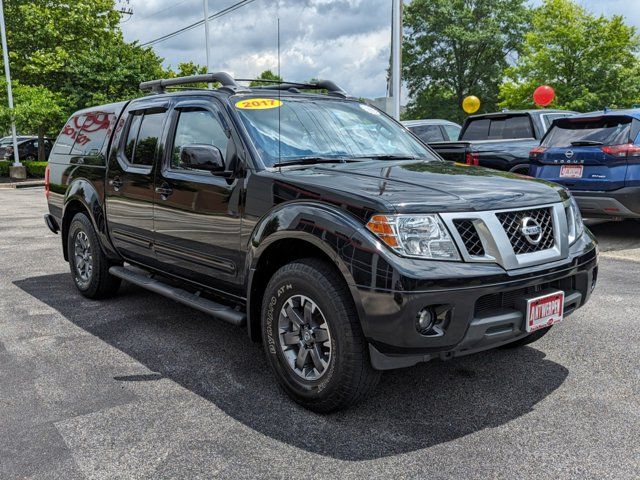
xmin=105 ymin=99 xmax=169 ymax=265
xmin=152 ymin=98 xmax=244 ymax=293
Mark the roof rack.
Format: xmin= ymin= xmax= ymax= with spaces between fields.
xmin=239 ymin=79 xmax=348 ymax=98
xmin=139 ymin=72 xmax=250 ymax=94
xmin=140 ymin=73 xmax=349 ymax=98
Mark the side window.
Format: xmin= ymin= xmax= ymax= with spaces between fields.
xmin=410 ymin=125 xmax=444 ymax=142
xmin=70 ymin=111 xmax=115 ymax=156
xmin=124 ymin=114 xmax=142 ymax=163
xmin=443 ymin=124 xmax=461 ymax=141
xmin=134 ymin=113 xmax=165 ymax=166
xmin=171 ymin=109 xmax=228 ymax=170
xmin=52 ymin=114 xmax=86 ymax=155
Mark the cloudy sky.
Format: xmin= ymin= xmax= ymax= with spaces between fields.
xmin=120 ymin=0 xmax=640 ymax=100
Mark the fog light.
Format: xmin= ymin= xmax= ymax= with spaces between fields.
xmin=416 ymin=307 xmax=436 ymax=334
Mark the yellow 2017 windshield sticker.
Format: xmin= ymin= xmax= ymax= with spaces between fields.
xmin=236 ymin=98 xmax=283 ymax=110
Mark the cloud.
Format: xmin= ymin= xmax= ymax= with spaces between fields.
xmin=121 ymin=0 xmax=638 ymax=101
xmin=121 ymin=0 xmax=393 ymax=98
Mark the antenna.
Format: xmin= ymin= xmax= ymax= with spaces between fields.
xmin=278 ymin=15 xmax=282 ymax=171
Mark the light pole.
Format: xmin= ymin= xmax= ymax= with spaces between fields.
xmin=390 ymin=0 xmax=402 ymax=120
xmin=0 ymin=0 xmax=21 ymax=169
xmin=203 ymin=0 xmax=212 ymax=88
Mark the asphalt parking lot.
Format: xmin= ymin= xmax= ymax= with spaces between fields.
xmin=1 ymin=187 xmax=638 ymax=480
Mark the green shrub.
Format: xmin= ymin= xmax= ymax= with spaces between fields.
xmin=23 ymin=161 xmax=48 ymax=178
xmin=0 ymin=161 xmax=8 ymax=177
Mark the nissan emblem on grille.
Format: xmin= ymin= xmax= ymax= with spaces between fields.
xmin=520 ymin=217 xmax=543 ymax=245
xmin=496 ymin=207 xmax=555 ymax=255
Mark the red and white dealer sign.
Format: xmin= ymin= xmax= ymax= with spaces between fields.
xmin=526 ymin=291 xmax=565 ymax=332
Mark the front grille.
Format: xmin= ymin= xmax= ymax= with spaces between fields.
xmin=453 ymin=219 xmax=485 ymax=256
xmin=496 ymin=208 xmax=554 ymax=254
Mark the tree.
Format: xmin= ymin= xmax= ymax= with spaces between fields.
xmin=403 ymin=0 xmax=530 ymax=122
xmin=164 ymin=62 xmax=211 ymax=89
xmin=2 ymin=0 xmax=165 ymax=116
xmin=499 ymin=0 xmax=640 ymax=111
xmin=0 ymin=82 xmax=65 ymax=160
xmin=250 ymin=70 xmax=283 ymax=87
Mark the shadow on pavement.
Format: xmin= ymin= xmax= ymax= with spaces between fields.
xmin=15 ymin=273 xmax=568 ymax=461
xmin=586 ymin=219 xmax=640 ymax=251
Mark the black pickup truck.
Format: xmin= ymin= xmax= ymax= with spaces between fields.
xmin=44 ymin=74 xmax=597 ymax=412
xmin=430 ymin=110 xmax=575 ymax=174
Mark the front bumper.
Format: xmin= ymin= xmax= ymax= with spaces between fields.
xmin=572 ymin=186 xmax=640 ymax=218
xmin=358 ymin=236 xmax=598 ymax=370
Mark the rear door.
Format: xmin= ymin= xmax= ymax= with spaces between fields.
xmin=535 ymin=116 xmax=633 ymax=191
xmin=105 ymin=99 xmax=169 ymax=264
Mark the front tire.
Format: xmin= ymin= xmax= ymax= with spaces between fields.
xmin=67 ymin=213 xmax=121 ymax=299
xmin=262 ymin=258 xmax=380 ymax=413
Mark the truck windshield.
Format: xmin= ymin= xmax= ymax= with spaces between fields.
xmin=233 ymin=97 xmax=438 ymax=167
xmin=542 ymin=117 xmax=632 ymax=148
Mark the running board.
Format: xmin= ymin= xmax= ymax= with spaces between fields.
xmin=109 ymin=266 xmax=246 ymax=327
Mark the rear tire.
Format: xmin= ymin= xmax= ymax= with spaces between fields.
xmin=67 ymin=212 xmax=121 ymax=299
xmin=501 ymin=326 xmax=552 ymax=349
xmin=261 ymin=258 xmax=381 ymax=413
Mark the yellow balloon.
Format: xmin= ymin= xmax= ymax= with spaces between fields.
xmin=462 ymin=95 xmax=481 ymax=114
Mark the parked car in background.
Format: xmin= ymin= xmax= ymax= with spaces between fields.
xmin=530 ymin=109 xmax=640 ymax=219
xmin=0 ymin=135 xmax=54 ymax=161
xmin=402 ymin=119 xmax=462 ymax=143
xmin=429 ymin=110 xmax=576 ymax=174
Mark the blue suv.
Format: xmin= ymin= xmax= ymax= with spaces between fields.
xmin=530 ymin=110 xmax=640 ymax=219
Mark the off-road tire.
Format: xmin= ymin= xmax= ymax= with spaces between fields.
xmin=67 ymin=212 xmax=121 ymax=299
xmin=262 ymin=258 xmax=380 ymax=413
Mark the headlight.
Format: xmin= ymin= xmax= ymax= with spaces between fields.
xmin=366 ymin=214 xmax=461 ymax=260
xmin=567 ymin=195 xmax=584 ymax=245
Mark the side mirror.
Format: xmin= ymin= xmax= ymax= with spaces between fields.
xmin=180 ymin=144 xmax=225 ymax=173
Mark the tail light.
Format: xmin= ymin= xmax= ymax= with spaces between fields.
xmin=44 ymin=165 xmax=50 ymax=199
xmin=529 ymin=146 xmax=547 ymax=159
xmin=465 ymin=152 xmax=479 ymax=166
xmin=601 ymin=143 xmax=640 ymax=158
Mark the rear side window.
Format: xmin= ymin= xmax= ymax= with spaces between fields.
xmin=542 ymin=117 xmax=632 ymax=147
xmin=52 ymin=114 xmax=86 ymax=155
xmin=123 ymin=112 xmax=165 ymax=166
xmin=462 ymin=115 xmax=533 ymax=140
xmin=443 ymin=124 xmax=461 ymax=141
xmin=70 ymin=112 xmax=115 ymax=156
xmin=409 ymin=125 xmax=445 ymax=142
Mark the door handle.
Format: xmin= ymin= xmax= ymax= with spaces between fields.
xmin=155 ymin=184 xmax=173 ymax=199
xmin=110 ymin=177 xmax=123 ymax=191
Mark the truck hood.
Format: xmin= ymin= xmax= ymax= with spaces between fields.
xmin=275 ymin=159 xmax=566 ymax=214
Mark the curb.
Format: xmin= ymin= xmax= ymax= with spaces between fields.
xmin=0 ymin=180 xmax=45 ymax=189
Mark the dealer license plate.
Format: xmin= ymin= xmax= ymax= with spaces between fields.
xmin=525 ymin=291 xmax=564 ymax=333
xmin=560 ymin=165 xmax=583 ymax=178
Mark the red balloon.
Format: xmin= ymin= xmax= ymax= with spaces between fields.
xmin=533 ymin=85 xmax=555 ymax=107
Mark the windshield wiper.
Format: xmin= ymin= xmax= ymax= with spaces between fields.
xmin=350 ymin=154 xmax=419 ymax=160
xmin=570 ymin=140 xmax=604 ymax=146
xmin=272 ymin=156 xmax=354 ymax=168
